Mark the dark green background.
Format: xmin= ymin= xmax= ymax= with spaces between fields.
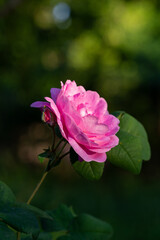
xmin=0 ymin=0 xmax=160 ymax=239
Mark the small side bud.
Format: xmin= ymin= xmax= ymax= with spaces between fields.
xmin=41 ymin=106 xmax=56 ymax=126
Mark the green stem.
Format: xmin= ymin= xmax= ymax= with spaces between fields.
xmin=59 ymin=150 xmax=70 ymax=160
xmin=27 ymin=171 xmax=48 ymax=205
xmin=51 ymin=127 xmax=56 ymax=151
xmin=16 ymin=140 xmax=67 ymax=240
xmin=17 ymin=232 xmax=21 ymax=240
xmin=57 ymin=142 xmax=68 ymax=157
xmin=54 ymin=138 xmax=64 ymax=152
xmin=17 ymin=169 xmax=48 ymax=240
xmin=47 ymin=142 xmax=68 ymax=170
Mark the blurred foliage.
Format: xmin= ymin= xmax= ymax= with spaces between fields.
xmin=0 ymin=0 xmax=160 ymax=239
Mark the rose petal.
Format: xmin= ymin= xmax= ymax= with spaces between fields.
xmin=61 ymin=80 xmax=85 ymax=97
xmin=68 ymin=136 xmax=107 ymax=162
xmin=102 ymin=114 xmax=120 ymax=136
xmin=83 ymin=115 xmax=108 ymax=135
xmin=57 ymin=94 xmax=83 ymax=126
xmin=68 ymin=80 xmax=85 ymax=96
xmin=75 ymin=91 xmax=100 ymax=116
xmin=94 ymin=97 xmax=108 ymax=118
xmin=63 ymin=113 xmax=92 ymax=147
xmin=89 ymin=135 xmax=119 ymax=153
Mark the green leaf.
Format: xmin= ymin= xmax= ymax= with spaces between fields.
xmin=72 ymin=161 xmax=105 ymax=181
xmin=0 ymin=204 xmax=40 ymax=234
xmin=58 ymin=214 xmax=113 ymax=240
xmin=70 ymin=148 xmax=104 ymax=180
xmin=38 ymin=149 xmax=51 ymax=163
xmin=38 ymin=154 xmax=45 ymax=163
xmin=0 ymin=181 xmax=16 ymax=207
xmin=22 ymin=232 xmax=53 ymax=240
xmin=0 ymin=222 xmax=16 ymax=240
xmin=18 ymin=203 xmax=53 ymax=221
xmin=21 ymin=233 xmax=38 ymax=240
xmin=37 ymin=232 xmax=53 ymax=240
xmin=57 ymin=237 xmax=70 ymax=240
xmin=52 ymin=230 xmax=67 ymax=240
xmin=112 ymin=111 xmax=125 ymax=120
xmin=108 ymin=111 xmax=151 ymax=174
xmin=41 ymin=204 xmax=74 ymax=232
xmin=21 ymin=235 xmax=33 ymax=240
xmin=108 ymin=131 xmax=142 ymax=174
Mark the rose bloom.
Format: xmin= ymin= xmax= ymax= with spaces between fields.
xmin=31 ymin=80 xmax=120 ymax=163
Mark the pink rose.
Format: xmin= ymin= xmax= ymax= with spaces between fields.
xmin=31 ymin=80 xmax=120 ymax=163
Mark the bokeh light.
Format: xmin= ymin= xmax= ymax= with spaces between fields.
xmin=52 ymin=2 xmax=71 ymax=23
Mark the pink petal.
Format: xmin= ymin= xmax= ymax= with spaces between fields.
xmin=63 ymin=113 xmax=92 ymax=147
xmin=92 ymin=135 xmax=119 ymax=148
xmin=45 ymin=97 xmax=61 ymax=119
xmin=88 ymin=135 xmax=119 ymax=153
xmin=83 ymin=115 xmax=108 ymax=135
xmin=57 ymin=95 xmax=83 ymax=126
xmin=94 ymin=97 xmax=108 ymax=118
xmin=106 ymin=135 xmax=119 ymax=148
xmin=68 ymin=137 xmax=107 ymax=162
xmin=60 ymin=80 xmax=85 ymax=98
xmin=102 ymin=114 xmax=120 ymax=136
xmin=61 ymin=80 xmax=78 ymax=96
xmin=75 ymin=91 xmax=100 ymax=116
xmin=88 ymin=147 xmax=111 ymax=153
xmin=77 ymin=103 xmax=88 ymax=117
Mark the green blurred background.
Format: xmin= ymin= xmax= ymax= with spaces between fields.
xmin=0 ymin=0 xmax=160 ymax=239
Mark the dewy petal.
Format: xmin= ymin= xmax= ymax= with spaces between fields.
xmin=50 ymin=88 xmax=61 ymax=103
xmin=68 ymin=137 xmax=107 ymax=162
